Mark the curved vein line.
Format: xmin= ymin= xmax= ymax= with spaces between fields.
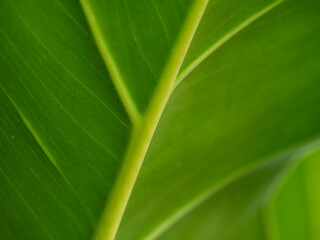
xmin=79 ymin=0 xmax=140 ymax=125
xmin=0 ymin=45 xmax=105 ymax=226
xmin=0 ymin=85 xmax=63 ymax=176
xmin=0 ymin=83 xmax=97 ymax=225
xmin=144 ymin=136 xmax=320 ymax=240
xmin=261 ymin=148 xmax=320 ymax=240
xmin=175 ymin=0 xmax=284 ymax=88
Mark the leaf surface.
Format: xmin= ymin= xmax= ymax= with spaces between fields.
xmin=157 ymin=145 xmax=320 ymax=240
xmin=117 ymin=0 xmax=320 ymax=238
xmin=0 ymin=1 xmax=130 ymax=239
xmin=1 ymin=0 xmax=320 ymax=239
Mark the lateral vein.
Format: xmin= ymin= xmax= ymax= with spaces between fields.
xmin=145 ymin=136 xmax=320 ymax=240
xmin=175 ymin=0 xmax=284 ymax=88
xmin=0 ymin=85 xmax=63 ymax=176
xmin=79 ymin=0 xmax=140 ymax=125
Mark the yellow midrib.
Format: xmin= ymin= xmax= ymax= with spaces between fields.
xmin=79 ymin=0 xmax=209 ymax=239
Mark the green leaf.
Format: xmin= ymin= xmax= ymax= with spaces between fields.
xmin=0 ymin=1 xmax=130 ymax=239
xmin=1 ymin=0 xmax=320 ymax=240
xmin=273 ymin=150 xmax=320 ymax=240
xmin=154 ymin=144 xmax=320 ymax=240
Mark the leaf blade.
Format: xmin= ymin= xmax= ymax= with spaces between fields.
xmin=0 ymin=0 xmax=130 ymax=239
xmin=117 ymin=0 xmax=320 ymax=238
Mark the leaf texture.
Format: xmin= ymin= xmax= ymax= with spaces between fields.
xmin=0 ymin=0 xmax=320 ymax=239
xmin=0 ymin=1 xmax=130 ymax=239
xmin=117 ymin=0 xmax=320 ymax=238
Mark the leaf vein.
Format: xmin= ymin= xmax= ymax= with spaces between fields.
xmin=175 ymin=0 xmax=284 ymax=87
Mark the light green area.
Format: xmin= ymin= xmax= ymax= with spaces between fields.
xmin=1 ymin=0 xmax=320 ymax=239
xmin=273 ymin=151 xmax=320 ymax=240
xmin=304 ymin=152 xmax=320 ymax=239
xmin=117 ymin=0 xmax=320 ymax=239
xmin=156 ymin=146 xmax=320 ymax=240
